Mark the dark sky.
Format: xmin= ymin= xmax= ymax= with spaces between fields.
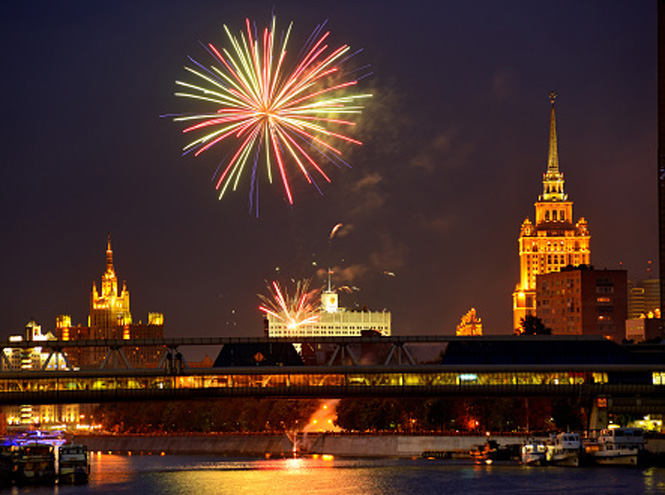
xmin=0 ymin=1 xmax=657 ymax=340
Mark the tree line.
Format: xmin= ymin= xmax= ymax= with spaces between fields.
xmin=90 ymin=395 xmax=587 ymax=434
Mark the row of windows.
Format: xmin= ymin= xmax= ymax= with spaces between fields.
xmin=0 ymin=371 xmax=627 ymax=393
xmin=544 ymin=210 xmax=567 ymax=222
xmin=596 ymin=286 xmax=614 ymax=294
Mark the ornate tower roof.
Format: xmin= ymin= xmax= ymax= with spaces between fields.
xmin=105 ymin=233 xmax=114 ymax=276
xmin=90 ymin=234 xmax=132 ymax=329
xmin=100 ymin=233 xmax=118 ymax=297
xmin=539 ymin=92 xmax=568 ymax=202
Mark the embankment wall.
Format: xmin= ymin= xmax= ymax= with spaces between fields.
xmin=73 ymin=433 xmax=530 ymax=458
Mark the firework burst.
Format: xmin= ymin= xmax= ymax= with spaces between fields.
xmin=259 ymin=279 xmax=322 ymax=331
xmin=172 ymin=16 xmax=372 ymax=213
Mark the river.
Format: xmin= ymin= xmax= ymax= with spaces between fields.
xmin=7 ymin=454 xmax=665 ymax=494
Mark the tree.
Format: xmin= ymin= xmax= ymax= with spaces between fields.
xmin=518 ymin=314 xmax=551 ymax=335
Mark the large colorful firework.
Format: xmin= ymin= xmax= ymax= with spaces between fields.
xmin=258 ymin=279 xmax=322 ymax=331
xmin=172 ymin=16 xmax=372 ymax=213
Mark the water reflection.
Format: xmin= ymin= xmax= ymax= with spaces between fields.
xmin=5 ymin=454 xmax=665 ymax=495
xmin=146 ymin=457 xmax=387 ymax=495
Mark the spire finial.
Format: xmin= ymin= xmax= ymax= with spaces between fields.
xmin=539 ymin=93 xmax=567 ymax=202
xmin=547 ymin=92 xmax=559 ymax=173
xmin=106 ymin=233 xmax=114 ymax=272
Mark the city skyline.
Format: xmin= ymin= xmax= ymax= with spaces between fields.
xmin=0 ymin=1 xmax=656 ymax=339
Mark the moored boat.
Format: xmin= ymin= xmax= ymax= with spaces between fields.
xmin=546 ymin=432 xmax=583 ymax=467
xmin=0 ymin=445 xmax=14 ymax=487
xmin=58 ymin=444 xmax=90 ymax=484
xmin=13 ymin=443 xmax=56 ymax=485
xmin=585 ymin=427 xmax=644 ymax=466
xmin=470 ymin=439 xmax=513 ymax=464
xmin=520 ymin=438 xmax=547 ymax=465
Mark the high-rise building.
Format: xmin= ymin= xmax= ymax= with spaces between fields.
xmin=2 ymin=320 xmax=76 ymax=427
xmin=628 ymin=278 xmax=661 ymax=319
xmin=55 ymin=236 xmax=164 ymax=368
xmin=89 ymin=235 xmax=132 ymax=338
xmin=536 ymin=266 xmax=627 ymax=341
xmin=513 ymin=94 xmax=591 ymax=331
xmin=626 ymin=276 xmax=662 ymax=343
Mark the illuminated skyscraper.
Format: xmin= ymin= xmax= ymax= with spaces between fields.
xmin=512 ymin=94 xmax=591 ymax=331
xmin=89 ymin=235 xmax=131 ymax=337
xmin=55 ymin=235 xmax=164 ymax=368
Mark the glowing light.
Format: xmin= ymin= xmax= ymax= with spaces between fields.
xmin=171 ymin=16 xmax=372 ymax=213
xmin=259 ymin=279 xmax=321 ymax=330
xmin=329 ymin=223 xmax=343 ymax=240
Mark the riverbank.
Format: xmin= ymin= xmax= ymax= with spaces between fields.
xmin=74 ymin=433 xmax=532 ymax=458
xmin=73 ymin=433 xmax=665 ymax=459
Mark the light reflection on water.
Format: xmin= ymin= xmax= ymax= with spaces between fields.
xmin=6 ymin=454 xmax=665 ymax=495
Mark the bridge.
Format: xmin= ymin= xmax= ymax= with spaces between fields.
xmin=1 ymin=335 xmax=664 ymax=426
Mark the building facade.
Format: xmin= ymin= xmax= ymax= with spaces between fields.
xmin=536 ymin=266 xmax=627 ymax=341
xmin=456 ymin=308 xmax=483 ymax=336
xmin=2 ymin=320 xmax=77 ymax=427
xmin=265 ymin=287 xmax=391 ymax=338
xmin=89 ymin=236 xmax=132 ymax=338
xmin=626 ymin=316 xmax=662 ymax=343
xmin=628 ymin=278 xmax=661 ymax=320
xmin=513 ymin=94 xmax=591 ymax=331
xmin=54 ymin=236 xmax=164 ymax=368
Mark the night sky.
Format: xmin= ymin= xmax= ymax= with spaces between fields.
xmin=0 ymin=1 xmax=657 ymax=341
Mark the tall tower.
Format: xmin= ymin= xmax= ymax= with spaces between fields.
xmin=89 ymin=234 xmax=132 ymax=339
xmin=512 ymin=94 xmax=591 ymax=331
xmin=658 ymin=0 xmax=665 ymax=327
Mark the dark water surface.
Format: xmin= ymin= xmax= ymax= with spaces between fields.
xmin=7 ymin=454 xmax=665 ymax=494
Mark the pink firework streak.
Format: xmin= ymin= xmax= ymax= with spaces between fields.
xmin=259 ymin=279 xmax=322 ymax=330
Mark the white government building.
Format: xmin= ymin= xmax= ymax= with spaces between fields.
xmin=265 ymin=285 xmax=391 ymax=338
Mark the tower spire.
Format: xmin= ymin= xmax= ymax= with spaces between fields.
xmin=106 ymin=233 xmax=114 ymax=272
xmin=540 ymin=92 xmax=567 ymax=202
xmin=547 ymin=92 xmax=559 ymax=173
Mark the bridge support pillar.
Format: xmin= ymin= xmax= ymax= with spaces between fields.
xmin=588 ymin=396 xmax=609 ymax=430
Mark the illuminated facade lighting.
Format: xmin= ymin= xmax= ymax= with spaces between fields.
xmin=89 ymin=234 xmax=132 ymax=337
xmin=456 ymin=308 xmax=483 ymax=336
xmin=265 ymin=275 xmax=391 ymax=338
xmin=513 ymin=93 xmax=591 ymax=331
xmin=54 ymin=235 xmax=165 ymax=368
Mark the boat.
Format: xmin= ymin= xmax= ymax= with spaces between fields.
xmin=0 ymin=445 xmax=14 ymax=487
xmin=546 ymin=432 xmax=583 ymax=467
xmin=520 ymin=438 xmax=548 ymax=465
xmin=58 ymin=444 xmax=89 ymax=484
xmin=14 ymin=429 xmax=66 ymax=448
xmin=585 ymin=427 xmax=645 ymax=466
xmin=469 ymin=439 xmax=513 ymax=464
xmin=13 ymin=442 xmax=56 ymax=485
